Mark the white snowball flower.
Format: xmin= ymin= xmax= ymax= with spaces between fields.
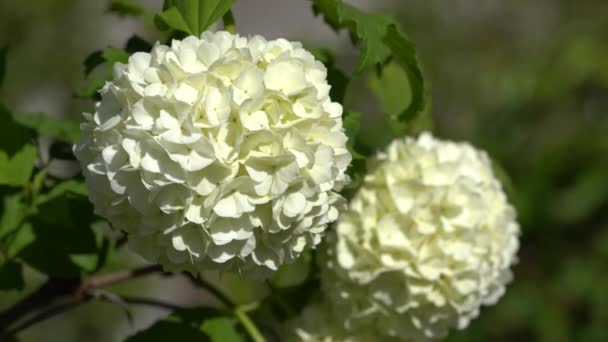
xmin=319 ymin=133 xmax=520 ymax=340
xmin=74 ymin=31 xmax=350 ymax=276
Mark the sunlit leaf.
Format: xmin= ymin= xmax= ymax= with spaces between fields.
xmin=155 ymin=0 xmax=235 ymax=35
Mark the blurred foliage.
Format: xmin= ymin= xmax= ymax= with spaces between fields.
xmin=384 ymin=1 xmax=608 ymax=341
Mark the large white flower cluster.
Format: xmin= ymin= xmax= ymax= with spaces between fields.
xmin=74 ymin=31 xmax=350 ymax=275
xmin=317 ymin=133 xmax=519 ymax=340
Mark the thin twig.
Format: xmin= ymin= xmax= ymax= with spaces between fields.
xmin=4 ymin=298 xmax=88 ymax=337
xmin=0 ymin=264 xmax=163 ymax=333
xmin=184 ymin=273 xmax=233 ymax=308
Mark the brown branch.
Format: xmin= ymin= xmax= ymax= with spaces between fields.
xmin=0 ymin=264 xmax=164 ymax=335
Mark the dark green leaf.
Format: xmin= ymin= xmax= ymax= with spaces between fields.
xmin=11 ymin=112 xmax=80 ymax=143
xmin=0 ymin=46 xmax=8 ymax=88
xmin=84 ymin=50 xmax=104 ymax=76
xmin=309 ymin=48 xmax=349 ymax=103
xmin=0 ymin=260 xmax=25 ymax=291
xmin=49 ymin=141 xmax=76 ymax=160
xmin=108 ymin=0 xmax=145 ymax=17
xmin=155 ymin=0 xmax=235 ymax=35
xmin=19 ymin=184 xmax=99 ymax=277
xmin=0 ymin=104 xmax=35 ymax=155
xmin=126 ymin=308 xmax=226 ymax=342
xmin=126 ymin=35 xmax=153 ymax=54
xmin=81 ymin=47 xmax=129 ymax=98
xmin=126 ymin=321 xmax=211 ymax=342
xmin=201 ymin=317 xmax=243 ymax=342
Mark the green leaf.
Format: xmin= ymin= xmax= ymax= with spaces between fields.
xmin=0 ymin=46 xmax=8 ymax=88
xmin=0 ymin=193 xmax=28 ymax=238
xmin=80 ymin=47 xmax=129 ymax=98
xmin=108 ymin=0 xmax=145 ymax=17
xmin=102 ymin=47 xmax=129 ymax=65
xmin=0 ymin=260 xmax=25 ymax=291
xmin=126 ymin=321 xmax=211 ymax=342
xmin=383 ymin=24 xmax=428 ymax=125
xmin=369 ymin=62 xmax=410 ymax=118
xmin=336 ymin=3 xmax=393 ymax=72
xmin=0 ymin=144 xmax=37 ymax=187
xmin=202 ymin=317 xmax=243 ymax=342
xmin=11 ymin=112 xmax=80 ymax=143
xmin=126 ymin=308 xmax=228 ymax=342
xmin=7 ymin=223 xmax=35 ymax=257
xmin=313 ymin=0 xmax=428 ymax=124
xmin=155 ymin=0 xmax=236 ymax=36
xmin=269 ymin=251 xmax=311 ymax=288
xmin=19 ymin=184 xmax=100 ymax=277
xmin=343 ymin=111 xmax=361 ymax=146
xmin=0 ymin=105 xmax=37 ymax=187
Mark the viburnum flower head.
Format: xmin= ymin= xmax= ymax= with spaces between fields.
xmin=319 ymin=133 xmax=519 ymax=340
xmin=74 ymin=31 xmax=351 ymax=276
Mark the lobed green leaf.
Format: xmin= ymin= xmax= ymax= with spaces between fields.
xmin=312 ymin=0 xmax=429 ymax=125
xmin=155 ymin=0 xmax=235 ymax=36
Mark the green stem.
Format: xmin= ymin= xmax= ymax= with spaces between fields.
xmin=235 ymin=306 xmax=265 ymax=342
xmin=223 ymin=10 xmax=236 ymax=34
xmin=186 ymin=273 xmax=265 ymax=342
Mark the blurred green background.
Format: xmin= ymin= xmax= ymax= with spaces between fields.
xmin=1 ymin=0 xmax=607 ymax=341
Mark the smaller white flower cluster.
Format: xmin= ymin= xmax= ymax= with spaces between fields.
xmin=74 ymin=31 xmax=350 ymax=276
xmin=289 ymin=133 xmax=520 ymax=341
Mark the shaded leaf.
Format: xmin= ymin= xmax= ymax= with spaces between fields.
xmin=126 ymin=307 xmax=227 ymax=342
xmin=19 ymin=184 xmax=99 ymax=277
xmin=49 ymin=140 xmax=76 ymax=160
xmin=11 ymin=112 xmax=80 ymax=143
xmin=126 ymin=321 xmax=211 ymax=342
xmin=84 ymin=50 xmax=104 ymax=76
xmin=108 ymin=0 xmax=145 ymax=17
xmin=0 ymin=104 xmax=35 ymax=156
xmin=126 ymin=35 xmax=153 ymax=54
xmin=0 ymin=260 xmax=24 ymax=291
